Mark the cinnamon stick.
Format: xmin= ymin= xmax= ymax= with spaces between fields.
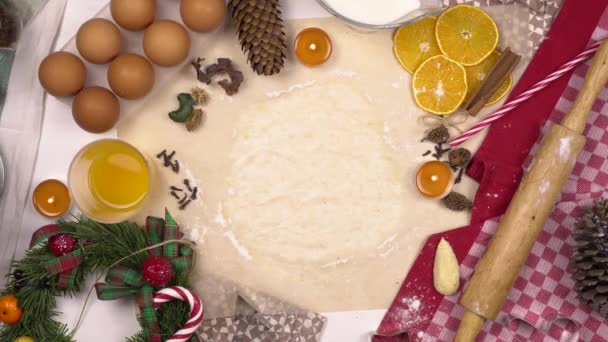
xmin=465 ymin=48 xmax=521 ymax=116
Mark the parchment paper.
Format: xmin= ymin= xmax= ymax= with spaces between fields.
xmin=118 ymin=9 xmax=534 ymax=317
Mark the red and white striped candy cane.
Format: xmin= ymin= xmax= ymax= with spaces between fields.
xmin=450 ymin=39 xmax=605 ymax=148
xmin=153 ymin=286 xmax=204 ymax=342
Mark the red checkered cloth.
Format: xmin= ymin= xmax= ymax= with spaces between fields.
xmin=429 ymin=9 xmax=608 ymax=342
xmin=374 ymin=0 xmax=608 ymax=341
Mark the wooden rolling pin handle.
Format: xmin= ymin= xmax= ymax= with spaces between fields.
xmin=454 ymin=311 xmax=485 ymax=342
xmin=455 ymin=39 xmax=608 ymax=342
xmin=562 ymin=40 xmax=608 ymax=133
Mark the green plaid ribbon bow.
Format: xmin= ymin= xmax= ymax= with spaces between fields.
xmin=95 ymin=210 xmax=193 ymax=342
xmin=30 ymin=225 xmax=84 ymax=290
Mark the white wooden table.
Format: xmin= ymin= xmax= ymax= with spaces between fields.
xmin=23 ymin=1 xmax=387 ymax=341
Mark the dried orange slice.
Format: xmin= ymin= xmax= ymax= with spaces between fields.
xmin=394 ymin=17 xmax=442 ymax=74
xmin=412 ymin=55 xmax=467 ymax=115
xmin=464 ymin=51 xmax=513 ymax=105
xmin=436 ymin=5 xmax=499 ymax=66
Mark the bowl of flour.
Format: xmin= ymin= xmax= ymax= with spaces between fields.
xmin=317 ymin=0 xmax=442 ymax=29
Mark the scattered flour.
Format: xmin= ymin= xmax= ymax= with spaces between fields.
xmin=181 ymin=162 xmax=203 ymax=207
xmin=377 ymin=233 xmax=398 ymax=250
xmin=383 ymin=123 xmax=400 ymax=151
xmin=224 ymin=230 xmax=252 ymax=261
xmin=539 ymin=178 xmax=550 ymax=194
xmin=187 ymin=222 xmax=208 ymax=242
xmin=471 ymin=301 xmax=488 ymax=315
xmin=390 ymin=296 xmax=426 ymax=331
xmin=266 ymin=80 xmax=317 ymax=98
xmin=321 ymin=257 xmax=351 ymax=269
xmin=378 ymin=233 xmax=398 ymax=257
xmin=559 ymin=136 xmax=572 ymax=161
xmin=472 ymin=301 xmax=481 ymax=314
xmin=332 ymin=70 xmax=358 ymax=78
xmin=401 ymin=296 xmax=422 ymax=311
xmin=214 ymin=202 xmax=229 ymax=227
xmin=379 ymin=245 xmax=397 ymax=258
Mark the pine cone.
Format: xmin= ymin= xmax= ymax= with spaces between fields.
xmin=573 ymin=199 xmax=608 ymax=317
xmin=449 ymin=148 xmax=472 ymax=168
xmin=442 ymin=192 xmax=472 ymax=212
xmin=422 ymin=126 xmax=450 ymax=145
xmin=228 ymin=0 xmax=287 ymax=76
xmin=191 ymin=87 xmax=210 ymax=106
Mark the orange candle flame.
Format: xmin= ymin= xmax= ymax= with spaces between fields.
xmin=33 ymin=180 xmax=70 ymax=218
xmin=294 ymin=27 xmax=332 ymax=67
xmin=416 ymin=161 xmax=454 ymax=199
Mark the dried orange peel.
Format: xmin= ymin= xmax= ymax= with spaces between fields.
xmin=435 ymin=5 xmax=499 ymax=66
xmin=412 ymin=55 xmax=467 ymax=115
xmin=393 ymin=17 xmax=442 ymax=74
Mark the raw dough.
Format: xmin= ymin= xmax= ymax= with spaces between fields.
xmin=433 ymin=238 xmax=460 ymax=296
xmin=225 ymin=82 xmax=403 ymax=263
xmin=118 ymin=17 xmax=487 ymax=314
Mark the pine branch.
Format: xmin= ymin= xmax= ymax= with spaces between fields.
xmin=58 ymin=217 xmax=148 ymax=270
xmin=126 ymin=331 xmax=146 ymax=342
xmin=2 ymin=216 xmax=198 ymax=342
xmin=0 ymin=286 xmax=73 ymax=342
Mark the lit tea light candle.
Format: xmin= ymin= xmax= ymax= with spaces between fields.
xmin=416 ymin=161 xmax=454 ymax=199
xmin=33 ymin=179 xmax=71 ymax=218
xmin=294 ymin=27 xmax=332 ymax=67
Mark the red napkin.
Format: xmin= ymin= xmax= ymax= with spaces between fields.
xmin=374 ymin=0 xmax=608 ymax=340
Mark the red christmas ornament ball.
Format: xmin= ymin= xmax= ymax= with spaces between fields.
xmin=142 ymin=256 xmax=174 ymax=287
xmin=48 ymin=233 xmax=77 ymax=257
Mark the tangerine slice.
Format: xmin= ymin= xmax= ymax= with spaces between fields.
xmin=412 ymin=55 xmax=467 ymax=115
xmin=394 ymin=17 xmax=442 ymax=74
xmin=436 ymin=5 xmax=499 ymax=66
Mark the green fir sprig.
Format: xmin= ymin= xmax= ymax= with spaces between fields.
xmin=0 ymin=216 xmax=195 ymax=342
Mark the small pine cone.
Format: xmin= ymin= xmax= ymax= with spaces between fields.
xmin=186 ymin=109 xmax=205 ymax=132
xmin=572 ymin=199 xmax=608 ymax=317
xmin=228 ymin=0 xmax=287 ymax=76
xmin=448 ymin=148 xmax=472 ymax=168
xmin=442 ymin=192 xmax=473 ymax=212
xmin=422 ymin=126 xmax=450 ymax=145
xmin=191 ymin=87 xmax=210 ymax=106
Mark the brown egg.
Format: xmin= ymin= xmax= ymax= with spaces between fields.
xmin=38 ymin=52 xmax=87 ymax=97
xmin=76 ymin=18 xmax=122 ymax=64
xmin=107 ymin=54 xmax=155 ymax=100
xmin=72 ymin=87 xmax=120 ymax=133
xmin=111 ymin=0 xmax=156 ymax=31
xmin=143 ymin=20 xmax=191 ymax=67
xmin=180 ymin=0 xmax=226 ymax=33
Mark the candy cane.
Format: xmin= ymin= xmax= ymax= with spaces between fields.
xmin=450 ymin=39 xmax=605 ymax=148
xmin=153 ymin=286 xmax=204 ymax=342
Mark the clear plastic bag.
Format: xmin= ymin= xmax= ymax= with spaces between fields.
xmin=0 ymin=0 xmax=50 ymax=114
xmin=0 ymin=0 xmax=66 ymax=285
